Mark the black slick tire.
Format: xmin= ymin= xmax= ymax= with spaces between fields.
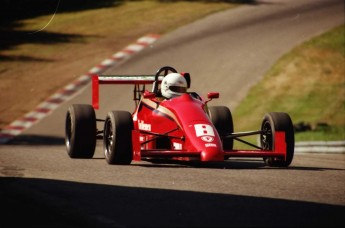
xmin=208 ymin=106 xmax=234 ymax=151
xmin=103 ymin=111 xmax=133 ymax=165
xmin=261 ymin=112 xmax=294 ymax=167
xmin=65 ymin=104 xmax=96 ymax=158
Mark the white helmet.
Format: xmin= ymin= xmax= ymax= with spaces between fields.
xmin=161 ymin=73 xmax=187 ymax=99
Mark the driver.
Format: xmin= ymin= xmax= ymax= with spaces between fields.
xmin=160 ymin=73 xmax=188 ymax=99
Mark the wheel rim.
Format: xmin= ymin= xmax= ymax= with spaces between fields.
xmin=261 ymin=121 xmax=273 ymax=150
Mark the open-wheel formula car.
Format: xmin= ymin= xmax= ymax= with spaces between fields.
xmin=65 ymin=66 xmax=294 ymax=167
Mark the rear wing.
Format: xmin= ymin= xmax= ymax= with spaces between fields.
xmin=92 ymin=75 xmax=163 ymax=109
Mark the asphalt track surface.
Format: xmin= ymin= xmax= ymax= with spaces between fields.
xmin=1 ymin=0 xmax=344 ymax=227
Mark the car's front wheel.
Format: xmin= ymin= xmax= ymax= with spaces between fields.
xmin=260 ymin=112 xmax=294 ymax=167
xmin=103 ymin=111 xmax=133 ymax=165
xmin=208 ymin=106 xmax=234 ymax=151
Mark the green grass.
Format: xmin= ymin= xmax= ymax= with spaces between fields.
xmin=233 ymin=25 xmax=345 ymax=142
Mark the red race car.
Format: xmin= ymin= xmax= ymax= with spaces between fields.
xmin=65 ymin=66 xmax=294 ymax=167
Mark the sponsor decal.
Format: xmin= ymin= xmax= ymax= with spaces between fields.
xmin=205 ymin=143 xmax=217 ymax=148
xmin=173 ymin=142 xmax=182 ymax=150
xmin=138 ymin=120 xmax=151 ymax=131
xmin=201 ymin=136 xmax=214 ymax=142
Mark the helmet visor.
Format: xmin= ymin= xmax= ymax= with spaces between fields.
xmin=169 ymin=86 xmax=187 ymax=93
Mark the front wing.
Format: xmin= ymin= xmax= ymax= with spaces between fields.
xmin=132 ymin=130 xmax=287 ymax=162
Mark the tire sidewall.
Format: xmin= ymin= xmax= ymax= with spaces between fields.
xmin=65 ymin=104 xmax=96 ymax=158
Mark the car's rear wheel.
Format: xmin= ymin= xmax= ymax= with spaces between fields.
xmin=208 ymin=106 xmax=234 ymax=151
xmin=103 ymin=111 xmax=133 ymax=165
xmin=65 ymin=104 xmax=96 ymax=158
xmin=260 ymin=112 xmax=294 ymax=167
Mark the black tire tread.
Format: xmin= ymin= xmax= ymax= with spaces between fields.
xmin=65 ymin=104 xmax=96 ymax=158
xmin=104 ymin=111 xmax=133 ymax=165
xmin=208 ymin=106 xmax=234 ymax=150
